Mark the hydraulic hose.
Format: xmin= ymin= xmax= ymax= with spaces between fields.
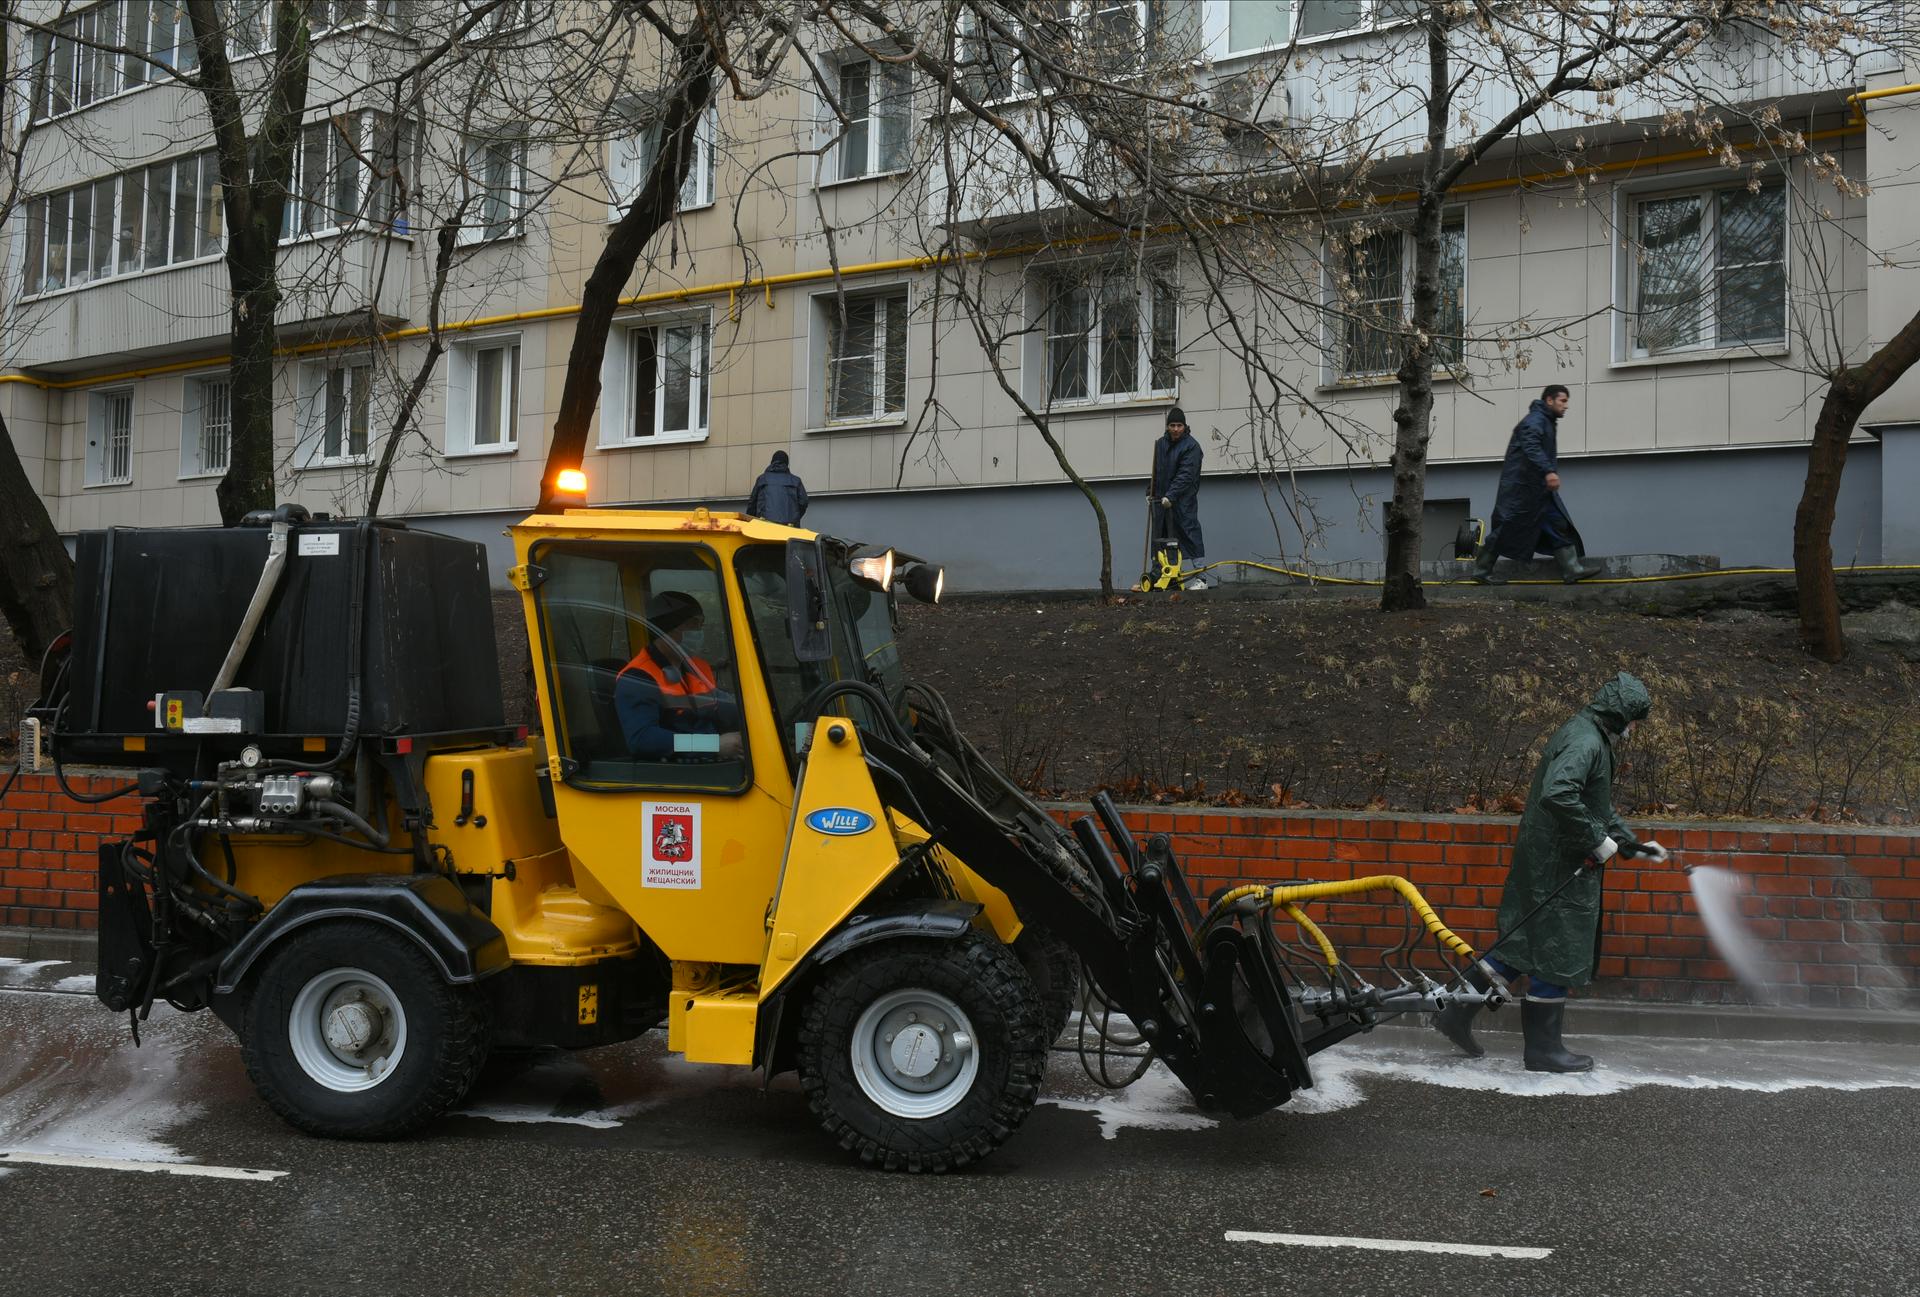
xmin=1216 ymin=875 xmax=1477 ymax=962
xmin=1281 ymin=902 xmax=1339 ymax=969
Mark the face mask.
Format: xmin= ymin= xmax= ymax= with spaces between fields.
xmin=678 ymin=630 xmax=705 ymax=656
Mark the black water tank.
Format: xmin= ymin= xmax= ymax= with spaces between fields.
xmin=60 ymin=519 xmax=503 ymax=766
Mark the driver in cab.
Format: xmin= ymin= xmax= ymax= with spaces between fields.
xmin=615 ymin=590 xmax=744 ymax=759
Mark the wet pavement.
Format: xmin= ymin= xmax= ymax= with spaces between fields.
xmin=3 ymin=955 xmax=1918 ymax=1296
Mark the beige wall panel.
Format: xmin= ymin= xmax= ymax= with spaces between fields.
xmin=826 ymin=430 xmax=874 ymax=491
xmin=1654 ymin=371 xmax=1732 ymax=448
xmin=1726 ymin=366 xmax=1809 ymax=446
xmin=1578 ymin=379 xmax=1655 ymax=455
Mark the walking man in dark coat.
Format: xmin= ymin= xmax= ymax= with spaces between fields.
xmin=1473 ymin=384 xmax=1601 ymax=584
xmin=745 ymin=451 xmax=808 ymax=525
xmin=1434 ymin=672 xmax=1672 ymax=1071
xmin=1149 ymin=406 xmax=1206 ymax=590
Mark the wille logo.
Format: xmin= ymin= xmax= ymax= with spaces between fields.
xmin=806 ymin=808 xmax=875 ymax=836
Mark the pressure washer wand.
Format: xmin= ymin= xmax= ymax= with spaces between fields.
xmin=1471 ymin=842 xmax=1680 ymax=976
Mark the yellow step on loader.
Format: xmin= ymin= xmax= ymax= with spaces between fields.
xmin=25 ymin=501 xmax=1499 ymax=1171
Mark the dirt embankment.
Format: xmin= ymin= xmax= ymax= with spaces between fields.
xmin=896 ymin=596 xmax=1920 ymax=825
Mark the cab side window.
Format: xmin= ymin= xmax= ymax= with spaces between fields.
xmin=534 ymin=541 xmax=748 ymax=792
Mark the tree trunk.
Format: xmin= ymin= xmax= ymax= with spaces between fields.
xmin=190 ymin=0 xmax=310 ymax=526
xmin=540 ymin=44 xmax=715 ymax=512
xmin=1791 ymin=303 xmax=1920 ymax=661
xmin=1792 ymin=379 xmax=1860 ymax=662
xmin=1380 ymin=11 xmax=1450 ymax=613
xmin=0 ymin=411 xmax=74 ymax=664
xmin=217 ymin=276 xmax=282 ymax=525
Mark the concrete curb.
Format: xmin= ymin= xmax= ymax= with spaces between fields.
xmin=7 ymin=928 xmax=1915 ymax=1046
xmin=0 ymin=926 xmax=96 ymax=966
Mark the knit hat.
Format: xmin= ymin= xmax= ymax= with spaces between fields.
xmin=646 ymin=590 xmax=704 ymax=633
xmin=1165 ymin=406 xmax=1187 ymax=427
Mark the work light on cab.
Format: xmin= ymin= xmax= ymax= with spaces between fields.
xmin=555 ymin=468 xmax=588 ymax=495
xmin=848 ymin=547 xmax=894 ymax=591
xmin=904 ymin=562 xmax=944 ymax=604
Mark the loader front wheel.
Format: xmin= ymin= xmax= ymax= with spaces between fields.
xmin=798 ymin=932 xmax=1045 ymax=1172
xmin=1014 ymin=926 xmax=1079 ymax=1045
xmin=240 ymin=921 xmax=491 ymax=1139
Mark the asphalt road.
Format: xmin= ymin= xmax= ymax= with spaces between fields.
xmin=2 ymin=959 xmax=1917 ymax=1297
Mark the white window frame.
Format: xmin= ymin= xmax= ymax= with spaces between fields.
xmin=458 ymin=133 xmax=530 ymax=245
xmin=820 ymin=56 xmax=912 ymax=185
xmin=282 ymin=111 xmax=413 ymax=240
xmin=1614 ymin=175 xmax=1791 ymax=364
xmin=85 ymin=387 xmax=136 ymax=487
xmin=1199 ymin=0 xmax=1418 ymax=59
xmin=606 ymin=103 xmax=716 ymax=221
xmin=460 ymin=0 xmax=536 ymax=38
xmin=296 ymin=360 xmax=375 ymax=468
xmin=180 ymin=373 xmax=233 ymax=479
xmin=1030 ymin=261 xmax=1179 ymax=408
xmin=311 ymin=0 xmax=400 ymax=34
xmin=446 ymin=335 xmax=523 ymax=456
xmin=1323 ymin=208 xmax=1468 ymax=384
xmin=600 ymin=314 xmax=711 ymax=447
xmin=811 ymin=286 xmax=910 ymax=426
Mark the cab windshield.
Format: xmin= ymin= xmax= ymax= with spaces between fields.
xmin=735 ymin=544 xmax=907 ymax=766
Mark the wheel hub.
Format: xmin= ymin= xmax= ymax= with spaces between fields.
xmin=323 ymin=999 xmax=382 ymax=1057
xmin=889 ymin=1022 xmax=943 ymax=1078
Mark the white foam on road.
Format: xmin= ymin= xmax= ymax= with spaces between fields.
xmin=1226 ymin=1229 xmax=1551 ymax=1260
xmin=0 ymin=959 xmax=62 ymax=981
xmin=1041 ymin=1032 xmax=1920 ymax=1134
xmin=0 ymin=995 xmax=203 ymax=1164
xmin=0 ymin=1150 xmax=286 ymax=1181
xmin=48 ymin=975 xmax=95 ymax=993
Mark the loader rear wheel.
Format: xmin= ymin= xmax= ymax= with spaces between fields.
xmin=1014 ymin=926 xmax=1079 ymax=1045
xmin=797 ymin=931 xmax=1046 ymax=1172
xmin=240 ymin=921 xmax=491 ymax=1139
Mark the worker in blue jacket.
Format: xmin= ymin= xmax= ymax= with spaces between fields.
xmin=1150 ymin=406 xmax=1206 ymax=590
xmin=1473 ymin=384 xmax=1601 ymax=584
xmin=745 ymin=451 xmax=808 ymax=525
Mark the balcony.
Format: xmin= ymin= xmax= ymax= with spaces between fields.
xmin=8 ymin=232 xmax=414 ymax=374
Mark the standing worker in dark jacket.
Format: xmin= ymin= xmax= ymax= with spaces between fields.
xmin=1473 ymin=384 xmax=1601 ymax=585
xmin=1435 ymin=672 xmax=1673 ymax=1071
xmin=745 ymin=451 xmax=808 ymax=525
xmin=1150 ymin=407 xmax=1206 ymax=590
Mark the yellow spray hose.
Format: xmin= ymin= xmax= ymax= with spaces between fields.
xmin=1182 ymin=558 xmax=1920 ymax=588
xmin=1281 ymin=903 xmax=1340 ymax=970
xmin=1217 ymin=876 xmax=1478 ymax=962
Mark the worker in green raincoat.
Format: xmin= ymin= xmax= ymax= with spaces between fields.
xmin=1435 ymin=672 xmax=1673 ymax=1072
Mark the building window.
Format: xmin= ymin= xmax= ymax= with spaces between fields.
xmin=311 ymin=0 xmax=399 ymax=32
xmin=1331 ymin=213 xmax=1466 ymax=380
xmin=182 ymin=376 xmax=232 ymax=477
xmin=460 ymin=135 xmax=528 ymax=243
xmin=607 ymin=103 xmax=716 ymax=219
xmin=629 ymin=321 xmax=709 ymax=441
xmin=817 ymin=288 xmax=908 ymax=422
xmin=297 ymin=362 xmax=373 ymax=466
xmin=284 ymin=112 xmax=416 ymax=238
xmin=460 ymin=0 xmax=535 ymax=38
xmin=85 ymin=388 xmax=135 ymax=487
xmin=1628 ymin=181 xmax=1787 ymax=357
xmin=826 ymin=58 xmax=910 ymax=182
xmin=1038 ymin=264 xmax=1177 ymax=405
xmin=448 ymin=338 xmax=521 ymax=454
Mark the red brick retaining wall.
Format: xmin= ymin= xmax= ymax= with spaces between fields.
xmin=5 ymin=775 xmax=1916 ymax=1008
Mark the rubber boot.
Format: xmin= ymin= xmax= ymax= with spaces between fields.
xmin=1477 ymin=555 xmax=1515 ymax=586
xmin=1434 ymin=964 xmax=1493 ymax=1058
xmin=1469 ymin=543 xmax=1498 ymax=583
xmin=1553 ymin=545 xmax=1603 ymax=584
xmin=1521 ymin=999 xmax=1593 ymax=1073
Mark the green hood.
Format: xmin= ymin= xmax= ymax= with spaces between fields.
xmin=1586 ymin=671 xmax=1651 ymax=735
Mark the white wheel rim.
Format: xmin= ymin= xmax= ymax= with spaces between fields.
xmin=288 ymin=967 xmax=408 ymax=1093
xmin=849 ymin=987 xmax=980 ymax=1120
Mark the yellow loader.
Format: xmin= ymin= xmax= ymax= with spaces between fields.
xmin=24 ymin=500 xmax=1499 ymax=1170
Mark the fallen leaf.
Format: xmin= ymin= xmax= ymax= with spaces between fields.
xmin=1479 ymin=1188 xmax=1498 ymax=1198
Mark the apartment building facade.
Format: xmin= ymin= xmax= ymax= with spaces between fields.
xmin=5 ymin=1 xmax=1918 ymax=590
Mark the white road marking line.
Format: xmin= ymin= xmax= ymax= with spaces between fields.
xmin=0 ymin=1150 xmax=288 ymax=1181
xmin=1225 ymin=1230 xmax=1551 ymax=1260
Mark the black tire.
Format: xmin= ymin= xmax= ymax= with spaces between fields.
xmin=1014 ymin=925 xmax=1079 ymax=1045
xmin=240 ymin=920 xmax=491 ymax=1139
xmin=797 ymin=931 xmax=1046 ymax=1172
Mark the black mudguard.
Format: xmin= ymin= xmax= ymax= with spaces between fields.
xmin=209 ymin=873 xmax=508 ymax=1029
xmin=753 ymin=899 xmax=982 ymax=1073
